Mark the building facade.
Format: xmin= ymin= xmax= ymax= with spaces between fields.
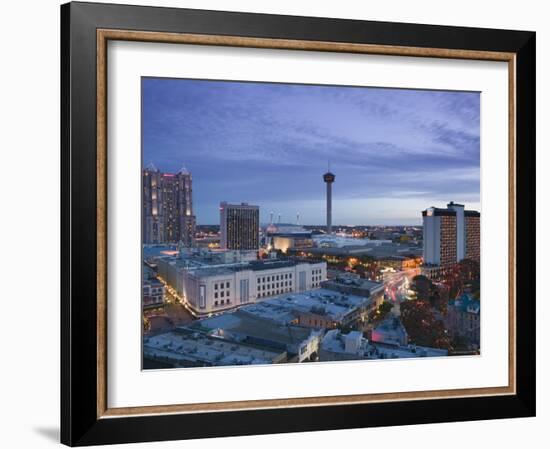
xmin=464 ymin=210 xmax=481 ymax=262
xmin=422 ymin=202 xmax=480 ymax=266
xmin=220 ymin=202 xmax=260 ymax=250
xmin=142 ymin=277 xmax=164 ymax=309
xmin=142 ymin=164 xmax=196 ymax=245
xmin=445 ymin=293 xmax=480 ymax=350
xmin=157 ymin=257 xmax=326 ymax=316
xmin=142 ymin=164 xmax=164 ymax=244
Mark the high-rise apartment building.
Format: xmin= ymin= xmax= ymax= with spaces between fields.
xmin=142 ymin=164 xmax=196 ymax=245
xmin=464 ymin=210 xmax=480 ymax=262
xmin=422 ymin=202 xmax=480 ymax=266
xmin=220 ymin=202 xmax=260 ymax=250
xmin=143 ymin=163 xmax=164 ymax=244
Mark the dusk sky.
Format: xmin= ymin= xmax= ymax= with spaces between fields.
xmin=142 ymin=78 xmax=480 ymax=226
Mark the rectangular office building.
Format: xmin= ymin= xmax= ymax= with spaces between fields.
xmin=220 ymin=202 xmax=260 ymax=250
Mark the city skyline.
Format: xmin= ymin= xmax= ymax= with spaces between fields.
xmin=143 ymin=78 xmax=480 ymax=225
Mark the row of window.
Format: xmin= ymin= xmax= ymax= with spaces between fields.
xmin=213 ymin=299 xmax=231 ymax=307
xmin=257 ymin=280 xmax=292 ymax=291
xmin=214 ymin=282 xmax=230 ymax=290
xmin=257 ymin=288 xmax=292 ymax=298
xmin=257 ymin=273 xmax=292 ymax=284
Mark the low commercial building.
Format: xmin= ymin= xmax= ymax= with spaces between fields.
xmin=187 ymin=310 xmax=322 ymax=362
xmin=265 ymin=223 xmax=314 ymax=253
xmin=142 ymin=266 xmax=164 ymax=309
xmin=243 ymin=288 xmax=375 ymax=330
xmin=371 ymin=317 xmax=409 ymax=346
xmin=272 ymin=235 xmax=314 ymax=253
xmin=319 ymin=330 xmax=367 ymax=361
xmin=319 ymin=329 xmax=448 ymax=362
xmin=157 ymin=253 xmax=326 ymax=317
xmin=321 ymin=274 xmax=384 ymax=307
xmin=143 ymin=327 xmax=287 ymax=367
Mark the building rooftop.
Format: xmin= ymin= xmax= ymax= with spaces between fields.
xmin=238 ymin=302 xmax=298 ymax=324
xmin=143 ymin=328 xmax=285 ymax=366
xmin=374 ymin=317 xmax=408 ymax=335
xmin=265 ymin=223 xmax=312 ymax=237
xmin=312 ymin=234 xmax=391 ymax=248
xmin=220 ymin=201 xmax=259 ymax=209
xmin=304 ymin=241 xmax=422 ymax=259
xmin=243 ymin=288 xmax=372 ymax=323
xmin=320 ymin=329 xmax=448 ymax=360
xmin=187 ymin=310 xmax=318 ymax=349
xmin=450 ymin=294 xmax=480 ymax=314
xmin=321 ymin=329 xmax=365 ymax=354
xmin=422 ymin=203 xmax=480 ymax=218
xmin=143 ymin=161 xmax=158 ymax=172
xmin=143 ymin=244 xmax=179 ymax=259
xmin=368 ymin=341 xmax=448 ymax=359
xmin=159 ymin=256 xmax=323 ymax=279
xmin=322 ymin=276 xmax=384 ymax=295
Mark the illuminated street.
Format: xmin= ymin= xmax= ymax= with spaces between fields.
xmin=382 ymin=268 xmax=420 ymax=315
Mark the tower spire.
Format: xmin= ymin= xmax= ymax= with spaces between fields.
xmin=323 ymin=166 xmax=336 ymax=234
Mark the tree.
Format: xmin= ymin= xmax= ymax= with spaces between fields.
xmin=370 ymin=301 xmax=394 ymax=323
xmin=400 ymin=299 xmax=451 ymax=350
xmin=411 ymin=275 xmax=432 ymax=301
xmin=441 ymin=259 xmax=481 ymax=300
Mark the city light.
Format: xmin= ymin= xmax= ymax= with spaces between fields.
xmin=143 ymin=169 xmax=480 ymax=367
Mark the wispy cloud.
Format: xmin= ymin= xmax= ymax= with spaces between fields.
xmin=142 ymin=78 xmax=480 ymax=225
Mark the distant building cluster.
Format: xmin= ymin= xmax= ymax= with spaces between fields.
xmin=142 ymin=163 xmax=196 ymax=246
xmin=143 ymin=284 xmax=390 ymax=367
xmin=142 ymin=163 xmax=479 ymax=367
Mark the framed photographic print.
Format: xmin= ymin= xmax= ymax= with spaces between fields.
xmin=60 ymin=1 xmax=536 ymax=446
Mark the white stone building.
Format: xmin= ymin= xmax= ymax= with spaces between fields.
xmin=157 ymin=256 xmax=326 ymax=316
